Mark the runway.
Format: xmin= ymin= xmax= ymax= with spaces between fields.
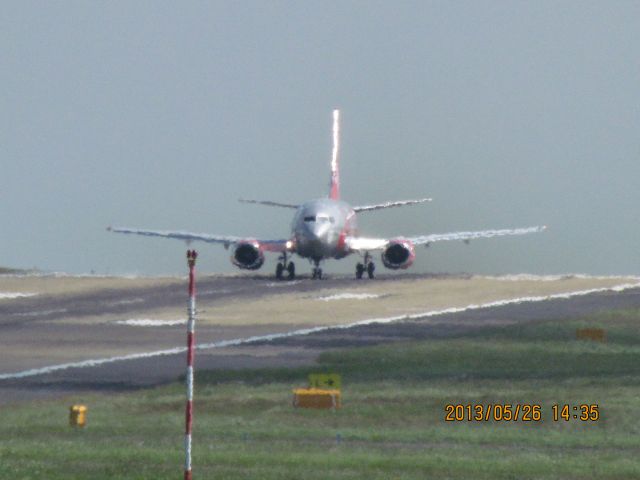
xmin=1 ymin=273 xmax=639 ymax=404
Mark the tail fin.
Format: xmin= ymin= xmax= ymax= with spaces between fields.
xmin=329 ymin=109 xmax=340 ymax=200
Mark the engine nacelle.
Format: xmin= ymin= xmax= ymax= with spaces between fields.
xmin=381 ymin=239 xmax=415 ymax=269
xmin=231 ymin=241 xmax=265 ymax=270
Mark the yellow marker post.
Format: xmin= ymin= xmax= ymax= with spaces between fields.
xmin=69 ymin=405 xmax=87 ymax=427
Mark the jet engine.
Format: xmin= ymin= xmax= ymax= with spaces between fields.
xmin=381 ymin=239 xmax=415 ymax=269
xmin=231 ymin=241 xmax=264 ymax=270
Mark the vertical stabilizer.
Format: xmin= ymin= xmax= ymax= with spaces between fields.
xmin=329 ymin=109 xmax=340 ymax=200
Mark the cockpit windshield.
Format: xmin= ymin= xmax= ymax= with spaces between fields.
xmin=303 ymin=214 xmax=335 ymax=223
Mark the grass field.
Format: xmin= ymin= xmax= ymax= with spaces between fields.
xmin=0 ymin=268 xmax=27 ymax=275
xmin=1 ymin=309 xmax=640 ymax=479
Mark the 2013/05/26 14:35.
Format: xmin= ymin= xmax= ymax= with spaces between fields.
xmin=444 ymin=403 xmax=600 ymax=422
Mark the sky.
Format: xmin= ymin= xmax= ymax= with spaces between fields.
xmin=1 ymin=1 xmax=639 ymax=276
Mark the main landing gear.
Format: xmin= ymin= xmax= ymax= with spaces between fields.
xmin=356 ymin=252 xmax=375 ymax=280
xmin=275 ymin=252 xmax=295 ymax=280
xmin=311 ymin=259 xmax=323 ymax=280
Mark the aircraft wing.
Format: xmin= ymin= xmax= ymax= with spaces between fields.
xmin=344 ymin=237 xmax=390 ymax=251
xmin=345 ymin=225 xmax=546 ymax=252
xmin=408 ymin=226 xmax=547 ymax=245
xmin=353 ymin=198 xmax=432 ymax=212
xmin=107 ymin=226 xmax=290 ymax=251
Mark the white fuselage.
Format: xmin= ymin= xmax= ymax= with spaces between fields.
xmin=291 ymin=198 xmax=357 ymax=262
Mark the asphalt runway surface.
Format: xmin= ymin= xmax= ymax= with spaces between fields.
xmin=1 ymin=273 xmax=639 ymax=405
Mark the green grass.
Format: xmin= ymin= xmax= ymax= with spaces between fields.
xmin=0 ymin=267 xmax=29 ymax=274
xmin=2 ymin=309 xmax=640 ymax=479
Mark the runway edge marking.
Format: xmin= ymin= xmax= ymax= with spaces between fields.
xmin=2 ymin=282 xmax=640 ymax=381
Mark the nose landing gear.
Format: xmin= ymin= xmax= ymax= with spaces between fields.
xmin=275 ymin=252 xmax=295 ymax=280
xmin=356 ymin=252 xmax=375 ymax=279
xmin=311 ymin=259 xmax=323 ymax=280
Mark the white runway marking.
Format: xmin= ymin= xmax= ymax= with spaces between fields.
xmin=484 ymin=274 xmax=640 ymax=282
xmin=14 ymin=308 xmax=68 ymax=317
xmin=200 ymin=289 xmax=231 ymax=295
xmin=1 ymin=281 xmax=639 ymax=381
xmin=117 ymin=319 xmax=186 ymax=327
xmin=316 ymin=293 xmax=381 ymax=301
xmin=104 ymin=298 xmax=145 ymax=307
xmin=0 ymin=292 xmax=37 ymax=300
xmin=266 ymin=281 xmax=302 ymax=288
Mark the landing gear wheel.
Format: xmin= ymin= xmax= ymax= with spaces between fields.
xmin=356 ymin=263 xmax=364 ymax=280
xmin=276 ymin=263 xmax=284 ymax=280
xmin=277 ymin=251 xmax=295 ymax=281
xmin=367 ymin=262 xmax=375 ymax=279
xmin=287 ymin=262 xmax=295 ymax=280
xmin=357 ymin=252 xmax=375 ymax=280
xmin=311 ymin=259 xmax=323 ymax=280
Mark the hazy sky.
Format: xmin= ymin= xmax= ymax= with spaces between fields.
xmin=2 ymin=1 xmax=639 ymax=276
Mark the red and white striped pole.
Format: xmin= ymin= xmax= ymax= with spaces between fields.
xmin=184 ymin=250 xmax=197 ymax=480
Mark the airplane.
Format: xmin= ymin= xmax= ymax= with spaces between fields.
xmin=109 ymin=110 xmax=546 ymax=280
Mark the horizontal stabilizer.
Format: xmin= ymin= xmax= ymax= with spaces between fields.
xmin=353 ymin=198 xmax=432 ymax=212
xmin=239 ymin=198 xmax=298 ymax=209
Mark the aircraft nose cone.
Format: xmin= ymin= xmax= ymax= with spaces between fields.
xmin=310 ymin=223 xmax=332 ymax=243
xmin=298 ymin=222 xmax=333 ymax=257
xmin=310 ymin=224 xmax=323 ymax=238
